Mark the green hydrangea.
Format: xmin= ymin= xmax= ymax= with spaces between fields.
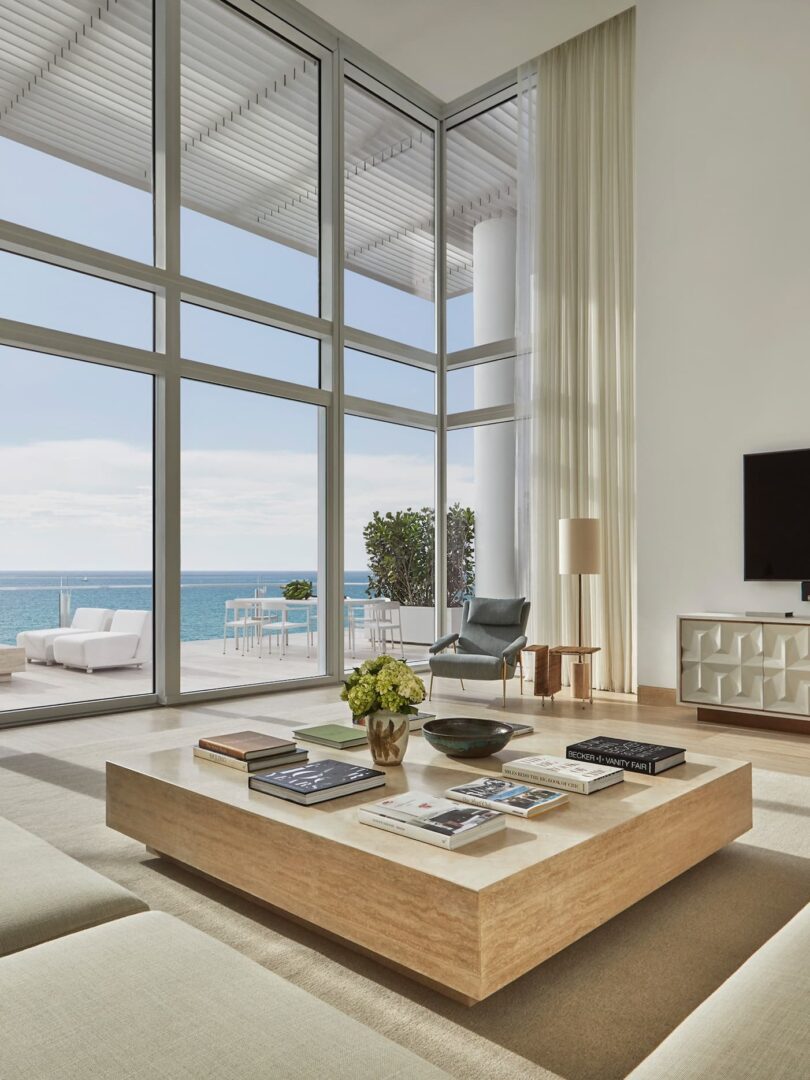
xmin=341 ymin=655 xmax=425 ymax=716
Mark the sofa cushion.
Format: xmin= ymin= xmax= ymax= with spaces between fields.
xmin=467 ymin=597 xmax=526 ymax=626
xmin=0 ymin=911 xmax=450 ymax=1080
xmin=626 ymin=904 xmax=810 ymax=1080
xmin=0 ymin=817 xmax=147 ymax=957
xmin=430 ymin=652 xmax=504 ymax=679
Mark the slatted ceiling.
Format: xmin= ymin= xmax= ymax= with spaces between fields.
xmin=0 ymin=0 xmax=519 ymax=303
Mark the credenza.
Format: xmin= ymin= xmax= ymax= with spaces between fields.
xmin=678 ymin=613 xmax=810 ymax=731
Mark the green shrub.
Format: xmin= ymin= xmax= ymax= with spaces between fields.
xmin=282 ymin=578 xmax=314 ymax=600
xmin=363 ymin=504 xmax=475 ymax=607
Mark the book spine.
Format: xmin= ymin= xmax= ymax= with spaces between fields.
xmin=567 ymin=750 xmax=653 ymax=775
xmin=198 ymin=738 xmax=247 ymax=760
xmin=502 ymin=766 xmax=589 ymax=794
xmin=358 ymin=810 xmax=453 ymax=848
xmin=194 ymin=747 xmax=248 ymax=771
xmin=446 ymin=792 xmax=528 ymax=817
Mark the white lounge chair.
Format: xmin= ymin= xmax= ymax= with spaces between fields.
xmin=17 ymin=608 xmax=115 ymax=665
xmin=52 ymin=610 xmax=152 ymax=674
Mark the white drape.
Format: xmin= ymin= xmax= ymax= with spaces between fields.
xmin=516 ymin=9 xmax=636 ymax=693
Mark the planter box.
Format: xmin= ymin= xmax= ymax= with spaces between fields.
xmin=400 ymin=606 xmax=463 ymax=646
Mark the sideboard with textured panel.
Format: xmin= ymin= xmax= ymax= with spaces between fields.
xmin=678 ymin=614 xmax=810 ymax=730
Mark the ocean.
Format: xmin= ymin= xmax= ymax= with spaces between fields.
xmin=0 ymin=571 xmax=371 ymax=646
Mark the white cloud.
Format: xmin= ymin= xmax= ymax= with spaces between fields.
xmin=0 ymin=439 xmax=476 ymax=570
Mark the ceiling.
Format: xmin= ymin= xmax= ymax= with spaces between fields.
xmin=297 ymin=0 xmax=632 ymax=103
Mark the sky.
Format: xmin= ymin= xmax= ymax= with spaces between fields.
xmin=0 ymin=137 xmax=477 ymax=572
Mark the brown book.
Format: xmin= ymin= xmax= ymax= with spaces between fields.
xmin=198 ymin=730 xmax=296 ymax=761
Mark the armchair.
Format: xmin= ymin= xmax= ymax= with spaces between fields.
xmin=428 ymin=598 xmax=530 ymax=707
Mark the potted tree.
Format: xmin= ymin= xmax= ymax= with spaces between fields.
xmin=362 ymin=504 xmax=475 ymax=644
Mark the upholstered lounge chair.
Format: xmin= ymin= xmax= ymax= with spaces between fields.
xmin=52 ymin=609 xmax=152 ymax=673
xmin=428 ymin=597 xmax=529 ymax=707
xmin=16 ymin=608 xmax=115 ymax=665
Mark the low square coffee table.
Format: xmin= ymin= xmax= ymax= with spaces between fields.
xmin=107 ymin=726 xmax=751 ymax=1004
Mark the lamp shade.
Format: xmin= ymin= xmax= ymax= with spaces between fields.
xmin=559 ymin=518 xmax=601 ymax=575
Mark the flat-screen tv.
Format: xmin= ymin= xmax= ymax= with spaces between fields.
xmin=744 ymin=448 xmax=810 ymax=581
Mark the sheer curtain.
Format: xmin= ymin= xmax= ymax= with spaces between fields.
xmin=515 ymin=9 xmax=636 ymax=693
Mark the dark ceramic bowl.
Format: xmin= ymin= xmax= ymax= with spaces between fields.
xmin=421 ymin=717 xmax=514 ymax=758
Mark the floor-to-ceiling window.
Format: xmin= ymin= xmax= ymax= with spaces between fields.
xmin=0 ymin=0 xmax=520 ymax=725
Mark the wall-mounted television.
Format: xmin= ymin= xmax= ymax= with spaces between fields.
xmin=744 ymin=448 xmax=810 ymax=581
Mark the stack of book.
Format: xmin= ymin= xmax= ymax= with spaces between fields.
xmin=194 ymin=730 xmax=307 ymax=773
xmin=359 ymin=792 xmax=505 ymax=849
xmin=294 ymin=724 xmax=369 ymax=749
xmin=444 ymin=777 xmax=567 ymax=817
xmin=566 ymin=736 xmax=686 ymax=775
xmin=503 ymin=754 xmax=624 ymax=794
xmin=249 ymin=759 xmax=385 ymax=804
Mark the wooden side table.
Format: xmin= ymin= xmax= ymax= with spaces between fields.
xmin=523 ymin=645 xmax=562 ymax=705
xmin=551 ymin=646 xmax=601 ymax=707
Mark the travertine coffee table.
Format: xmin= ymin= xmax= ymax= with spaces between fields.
xmin=107 ymin=727 xmax=751 ymax=1004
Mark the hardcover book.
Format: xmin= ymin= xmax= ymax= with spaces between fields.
xmin=501 ymin=722 xmax=535 ymax=738
xmin=359 ymin=791 xmax=504 ymax=850
xmin=445 ymin=777 xmax=567 ymax=817
xmin=294 ymin=724 xmax=369 ymax=748
xmin=502 ymin=755 xmax=623 ymax=794
xmin=566 ymin=736 xmax=686 ymax=775
xmin=193 ymin=745 xmax=308 ymax=772
xmin=249 ymin=759 xmax=384 ymax=804
xmin=198 ymin=730 xmax=296 ymax=761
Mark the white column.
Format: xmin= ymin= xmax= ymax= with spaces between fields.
xmin=473 ymin=216 xmax=517 ymax=598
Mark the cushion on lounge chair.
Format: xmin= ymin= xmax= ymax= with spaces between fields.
xmin=0 ymin=911 xmax=450 ymax=1080
xmin=467 ymin=597 xmax=526 ymax=626
xmin=52 ymin=610 xmax=151 ymax=670
xmin=430 ymin=651 xmax=504 ymax=680
xmin=0 ymin=817 xmax=147 ymax=957
xmin=16 ymin=608 xmax=115 ymax=663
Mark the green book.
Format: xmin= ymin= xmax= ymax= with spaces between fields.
xmin=294 ymin=724 xmax=369 ymax=748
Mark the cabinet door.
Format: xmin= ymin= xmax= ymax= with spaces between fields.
xmin=680 ymin=619 xmax=763 ymax=709
xmin=763 ymin=623 xmax=810 ymax=715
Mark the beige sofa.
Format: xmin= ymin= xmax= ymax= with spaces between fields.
xmin=0 ymin=818 xmax=447 ymax=1080
xmin=627 ymin=904 xmax=810 ymax=1080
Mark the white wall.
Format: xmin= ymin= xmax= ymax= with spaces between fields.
xmin=636 ymin=0 xmax=810 ymax=688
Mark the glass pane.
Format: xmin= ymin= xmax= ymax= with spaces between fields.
xmin=181 ymin=0 xmax=319 ymax=313
xmin=344 ymin=80 xmax=435 ymax=351
xmin=344 ymin=416 xmax=435 ymax=669
xmin=344 ymin=349 xmax=434 ymax=412
xmin=445 ymin=99 xmax=518 ymax=351
xmin=447 ymin=422 xmax=517 ymax=607
xmin=447 ymin=357 xmax=515 ymax=413
xmin=181 ymin=380 xmax=323 ymax=692
xmin=0 ymin=347 xmax=153 ymax=711
xmin=0 ymin=253 xmax=153 ymax=349
xmin=0 ymin=0 xmax=153 ymax=262
xmin=181 ymin=304 xmax=318 ymax=386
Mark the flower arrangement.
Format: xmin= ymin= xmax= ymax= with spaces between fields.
xmin=341 ymin=655 xmax=426 ymax=718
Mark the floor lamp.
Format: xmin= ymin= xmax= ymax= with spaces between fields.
xmin=559 ymin=519 xmax=601 ymax=647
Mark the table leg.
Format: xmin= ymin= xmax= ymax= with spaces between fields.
xmin=572 ymin=661 xmax=591 ymax=707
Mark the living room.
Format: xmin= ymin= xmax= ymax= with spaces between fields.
xmin=1 ymin=1 xmax=808 ymax=1078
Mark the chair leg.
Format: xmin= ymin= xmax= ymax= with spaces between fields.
xmin=460 ymin=677 xmax=465 ymax=691
xmin=502 ymin=661 xmax=507 ymax=708
xmin=519 ymin=655 xmax=524 ymax=696
xmin=429 ymin=673 xmax=434 ymax=701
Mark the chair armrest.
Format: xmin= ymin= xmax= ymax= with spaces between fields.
xmin=429 ymin=632 xmax=459 ymax=655
xmin=501 ymin=636 xmax=527 ymax=663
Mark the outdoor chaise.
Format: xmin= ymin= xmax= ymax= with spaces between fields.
xmin=52 ymin=610 xmax=152 ymax=674
xmin=17 ymin=608 xmax=115 ymax=665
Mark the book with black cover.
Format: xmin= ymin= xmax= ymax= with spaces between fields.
xmin=249 ymin=759 xmax=385 ymax=804
xmin=567 ymin=736 xmax=686 ymax=775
